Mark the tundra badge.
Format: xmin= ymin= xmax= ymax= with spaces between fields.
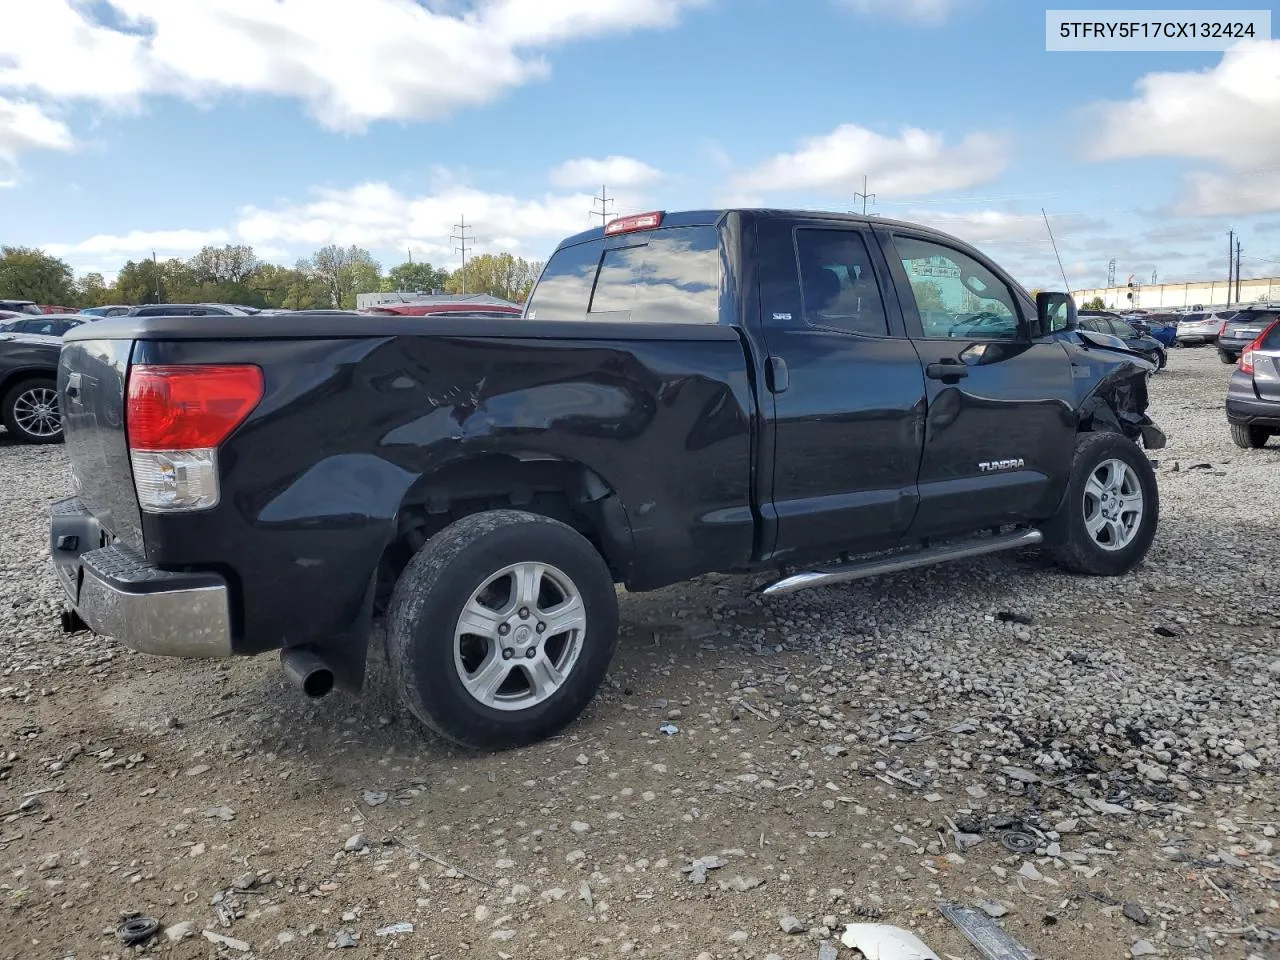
xmin=978 ymin=458 xmax=1025 ymax=473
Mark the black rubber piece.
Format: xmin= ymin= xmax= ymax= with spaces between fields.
xmin=1042 ymin=432 xmax=1159 ymax=577
xmin=1000 ymin=830 xmax=1038 ymax=854
xmin=116 ymin=917 xmax=159 ymax=945
xmin=386 ymin=510 xmax=619 ymax=750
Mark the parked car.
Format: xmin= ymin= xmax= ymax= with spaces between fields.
xmin=1077 ymin=314 xmax=1167 ymax=369
xmin=1217 ymin=306 xmax=1280 ymax=364
xmin=1 ymin=314 xmax=87 ymax=337
xmin=1225 ymin=317 xmax=1280 ymax=448
xmin=51 ymin=209 xmax=1164 ymax=749
xmin=1177 ymin=309 xmax=1234 ymax=345
xmin=1 ymin=330 xmax=62 ymax=443
xmin=79 ymin=305 xmax=132 ymax=318
xmin=1135 ymin=314 xmax=1179 ymax=347
xmin=124 ymin=303 xmax=255 ymax=317
xmin=0 ymin=299 xmax=43 ymax=315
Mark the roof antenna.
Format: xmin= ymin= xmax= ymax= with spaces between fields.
xmin=1042 ymin=208 xmax=1071 ymax=292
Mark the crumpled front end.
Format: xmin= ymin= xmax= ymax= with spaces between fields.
xmin=1066 ymin=336 xmax=1166 ymax=450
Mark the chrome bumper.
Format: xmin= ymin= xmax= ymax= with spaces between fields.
xmin=50 ymin=497 xmax=233 ymax=658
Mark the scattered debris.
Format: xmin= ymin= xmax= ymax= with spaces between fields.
xmin=841 ymin=923 xmax=940 ymax=960
xmin=202 ymin=930 xmax=251 ymax=952
xmin=818 ymin=943 xmax=838 ymax=960
xmin=780 ymin=916 xmax=806 ymax=935
xmin=658 ymin=723 xmax=679 ymax=736
xmin=1000 ymin=831 xmax=1038 ymax=854
xmin=332 ymin=929 xmax=359 ymax=949
xmin=164 ymin=920 xmax=196 ymax=943
xmin=375 ymin=922 xmax=414 ymax=937
xmin=940 ymin=905 xmax=1036 ymax=960
xmin=343 ymin=833 xmax=367 ymax=852
xmin=116 ymin=917 xmax=159 ymax=946
xmin=201 ymin=805 xmax=236 ymax=821
xmin=996 ymin=611 xmax=1033 ymax=626
xmin=1123 ymin=902 xmax=1150 ymax=926
xmin=362 ymin=790 xmax=389 ymax=807
xmin=978 ymin=901 xmax=1009 ymax=919
xmin=682 ymin=854 xmax=729 ymax=884
xmin=1130 ymin=940 xmax=1158 ymax=957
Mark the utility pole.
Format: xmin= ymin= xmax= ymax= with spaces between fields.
xmin=451 ymin=216 xmax=472 ymax=294
xmin=590 ymin=185 xmax=615 ymax=228
xmin=1151 ymin=269 xmax=1157 ymax=285
xmin=1228 ymin=229 xmax=1235 ymax=303
xmin=151 ymin=250 xmax=161 ymax=303
xmin=407 ymin=247 xmax=413 ymax=265
xmin=853 ymin=175 xmax=876 ymax=216
xmin=1228 ymin=236 xmax=1239 ymax=304
xmin=1107 ymin=258 xmax=1116 ymax=287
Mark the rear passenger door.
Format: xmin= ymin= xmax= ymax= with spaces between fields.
xmin=754 ymin=216 xmax=926 ymax=562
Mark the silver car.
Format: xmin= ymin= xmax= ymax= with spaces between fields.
xmin=1176 ymin=309 xmax=1233 ymax=345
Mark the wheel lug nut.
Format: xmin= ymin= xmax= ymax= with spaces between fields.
xmin=525 ymin=648 xmax=536 ymax=659
xmin=502 ymin=648 xmax=514 ymax=660
xmin=498 ymin=624 xmax=510 ymax=636
xmin=535 ymin=622 xmax=546 ymax=634
xmin=519 ymin=607 xmax=530 ymax=619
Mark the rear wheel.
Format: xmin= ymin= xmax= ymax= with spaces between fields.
xmin=1 ymin=377 xmax=62 ymax=444
xmin=386 ymin=510 xmax=618 ymax=749
xmin=1230 ymin=422 xmax=1270 ymax=449
xmin=1043 ymin=432 xmax=1159 ymax=576
xmin=1218 ymin=350 xmax=1237 ymax=365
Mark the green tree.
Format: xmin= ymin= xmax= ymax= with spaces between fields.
xmin=1083 ymin=296 xmax=1105 ymax=310
xmin=382 ymin=261 xmax=450 ymax=294
xmin=448 ymin=253 xmax=543 ymax=302
xmin=115 ymin=259 xmax=165 ymax=304
xmin=912 ymin=280 xmax=946 ymax=312
xmin=306 ymin=245 xmax=381 ymax=308
xmin=0 ymin=246 xmax=76 ymax=304
xmin=190 ymin=244 xmax=260 ymax=285
xmin=73 ymin=271 xmax=112 ymax=307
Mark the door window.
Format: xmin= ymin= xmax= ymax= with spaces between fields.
xmin=894 ymin=236 xmax=1022 ymax=340
xmin=794 ymin=230 xmax=888 ymax=336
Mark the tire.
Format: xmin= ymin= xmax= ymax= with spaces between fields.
xmin=1043 ymin=432 xmax=1159 ymax=576
xmin=1 ymin=377 xmax=62 ymax=444
xmin=1230 ymin=422 xmax=1270 ymax=449
xmin=386 ymin=510 xmax=619 ymax=749
xmin=1218 ymin=350 xmax=1237 ymax=365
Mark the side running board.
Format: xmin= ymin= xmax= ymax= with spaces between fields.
xmin=761 ymin=528 xmax=1043 ymax=597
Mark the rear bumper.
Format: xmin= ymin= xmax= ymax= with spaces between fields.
xmin=49 ymin=497 xmax=233 ymax=658
xmin=1217 ymin=338 xmax=1251 ymax=354
xmin=1226 ymin=396 xmax=1280 ymax=428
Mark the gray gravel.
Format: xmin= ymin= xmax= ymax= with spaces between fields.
xmin=0 ymin=346 xmax=1277 ymax=960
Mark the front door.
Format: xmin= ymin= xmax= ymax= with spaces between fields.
xmin=754 ymin=216 xmax=927 ymax=562
xmin=876 ymin=228 xmax=1077 ymax=538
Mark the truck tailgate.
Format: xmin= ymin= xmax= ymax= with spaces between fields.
xmin=57 ymin=338 xmax=145 ymax=551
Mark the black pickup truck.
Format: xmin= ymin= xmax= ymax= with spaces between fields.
xmin=50 ymin=210 xmax=1164 ymax=748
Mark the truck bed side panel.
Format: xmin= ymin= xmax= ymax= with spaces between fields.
xmin=134 ymin=332 xmax=755 ymax=653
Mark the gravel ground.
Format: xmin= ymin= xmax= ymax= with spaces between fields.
xmin=1 ymin=347 xmax=1278 ymax=960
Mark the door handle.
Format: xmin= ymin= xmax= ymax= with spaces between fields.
xmin=766 ymin=356 xmax=790 ymax=394
xmin=925 ymin=361 xmax=968 ymax=381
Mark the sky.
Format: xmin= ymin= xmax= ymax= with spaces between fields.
xmin=0 ymin=0 xmax=1278 ymax=292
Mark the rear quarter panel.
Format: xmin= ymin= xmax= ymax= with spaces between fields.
xmin=135 ymin=332 xmax=756 ymax=653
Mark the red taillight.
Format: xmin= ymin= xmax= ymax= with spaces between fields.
xmin=604 ymin=211 xmax=664 ymax=236
xmin=127 ymin=364 xmax=264 ymax=450
xmin=1219 ymin=321 xmax=1228 ymax=336
xmin=1240 ymin=320 xmax=1278 ymax=376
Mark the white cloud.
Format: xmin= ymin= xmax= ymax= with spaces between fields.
xmin=731 ymin=123 xmax=1008 ymax=199
xmin=44 ymin=228 xmax=231 ymax=261
xmin=1086 ymin=40 xmax=1280 ymax=216
xmin=839 ymin=0 xmax=958 ymax=23
xmin=234 ymin=180 xmax=628 ymax=266
xmin=0 ymin=96 xmax=75 ymax=163
xmin=550 ymin=156 xmax=662 ymax=189
xmin=1087 ymin=40 xmax=1280 ymax=169
xmin=1178 ymin=169 xmax=1280 ymax=217
xmin=901 ymin=209 xmax=1107 ymax=247
xmin=0 ymin=0 xmax=706 ymax=134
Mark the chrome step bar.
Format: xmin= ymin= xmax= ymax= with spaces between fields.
xmin=761 ymin=528 xmax=1044 ymax=597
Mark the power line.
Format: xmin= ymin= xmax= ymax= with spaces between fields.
xmin=451 ymin=215 xmax=473 ymax=294
xmin=590 ymin=185 xmax=615 ymax=228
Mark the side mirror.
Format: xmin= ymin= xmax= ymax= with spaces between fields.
xmin=1035 ymin=291 xmax=1076 ymax=337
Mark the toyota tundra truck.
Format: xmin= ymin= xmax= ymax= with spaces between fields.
xmin=50 ymin=209 xmax=1165 ymax=749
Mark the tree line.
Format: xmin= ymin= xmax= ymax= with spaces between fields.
xmin=0 ymin=244 xmax=544 ymax=310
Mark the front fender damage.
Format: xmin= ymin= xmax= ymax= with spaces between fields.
xmin=1074 ymin=351 xmax=1166 ymax=450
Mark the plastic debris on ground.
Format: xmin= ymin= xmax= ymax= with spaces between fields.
xmin=939 ymin=905 xmax=1037 ymax=960
xmin=841 ymin=923 xmax=940 ymax=960
xmin=658 ymin=723 xmax=679 ymax=735
xmin=375 ymin=922 xmax=414 ymax=936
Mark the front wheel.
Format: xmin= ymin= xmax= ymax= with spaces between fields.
xmin=386 ymin=510 xmax=619 ymax=749
xmin=1043 ymin=432 xmax=1159 ymax=576
xmin=1230 ymin=422 xmax=1270 ymax=449
xmin=2 ymin=377 xmax=63 ymax=444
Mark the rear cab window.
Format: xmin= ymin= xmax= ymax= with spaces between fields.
xmin=527 ymin=225 xmax=722 ymax=324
